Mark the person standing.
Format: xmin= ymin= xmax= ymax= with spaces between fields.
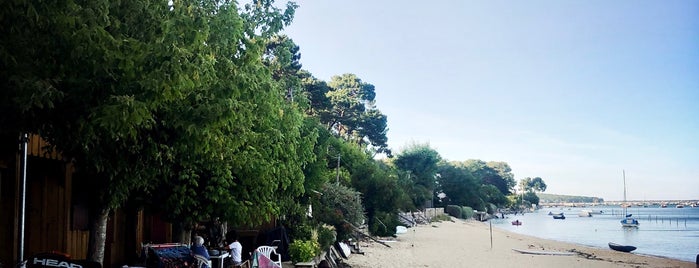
xmin=225 ymin=232 xmax=243 ymax=266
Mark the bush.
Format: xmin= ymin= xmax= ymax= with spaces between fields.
xmin=316 ymin=225 xmax=336 ymax=252
xmin=288 ymin=240 xmax=320 ymax=263
xmin=430 ymin=214 xmax=451 ymax=222
xmin=446 ymin=205 xmax=462 ymax=218
xmin=461 ymin=206 xmax=474 ymax=219
xmin=290 ymin=223 xmax=314 ymax=241
xmin=369 ymin=212 xmax=400 ymax=237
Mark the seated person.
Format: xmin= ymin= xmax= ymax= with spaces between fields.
xmin=225 ymin=232 xmax=243 ymax=266
xmin=191 ymin=236 xmax=211 ymax=268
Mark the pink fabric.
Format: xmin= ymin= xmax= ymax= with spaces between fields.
xmin=255 ymin=251 xmax=280 ymax=268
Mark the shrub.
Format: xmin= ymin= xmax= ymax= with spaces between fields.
xmin=446 ymin=205 xmax=462 ymax=218
xmin=288 ymin=239 xmax=320 ymax=263
xmin=430 ymin=214 xmax=451 ymax=222
xmin=317 ymin=225 xmax=336 ymax=253
xmin=369 ymin=212 xmax=400 ymax=237
xmin=461 ymin=206 xmax=474 ymax=219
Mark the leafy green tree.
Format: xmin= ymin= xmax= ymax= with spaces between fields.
xmin=1 ymin=0 xmax=303 ymax=263
xmin=486 ymin=161 xmax=516 ymax=194
xmin=314 ymin=182 xmax=365 ymax=240
xmin=393 ymin=143 xmax=441 ymax=209
xmin=522 ymin=191 xmax=540 ymax=206
xmin=323 ymin=74 xmax=390 ymax=155
xmin=527 ymin=177 xmax=548 ymax=192
xmin=480 ymin=184 xmax=509 ymax=208
xmin=436 ymin=162 xmax=484 ymax=210
xmin=462 ymin=159 xmax=513 ymax=195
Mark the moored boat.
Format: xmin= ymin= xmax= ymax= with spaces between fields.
xmin=511 ymin=220 xmax=522 ymax=226
xmin=620 ymin=170 xmax=639 ymax=227
xmin=552 ymin=214 xmax=565 ymax=219
xmin=608 ymin=242 xmax=637 ymax=253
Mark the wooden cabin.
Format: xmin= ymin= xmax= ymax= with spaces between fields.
xmin=1 ymin=133 xmax=281 ymax=267
xmin=0 ymin=133 xmax=176 ymax=267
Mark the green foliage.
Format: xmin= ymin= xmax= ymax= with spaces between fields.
xmin=393 ymin=143 xmax=441 ymax=209
xmin=307 ymin=73 xmax=390 ymax=155
xmin=314 ymin=182 xmax=365 ymax=240
xmin=0 ymin=0 xmax=307 ymax=262
xmin=289 ymin=223 xmax=314 ymax=242
xmin=521 ymin=177 xmax=548 ymax=192
xmin=316 ymin=225 xmax=336 ymax=251
xmin=479 ymin=184 xmax=509 ymax=208
xmin=461 ymin=206 xmax=475 ymax=219
xmin=430 ymin=214 xmax=452 ymax=222
xmin=368 ymin=211 xmax=400 ymax=237
xmin=288 ymin=239 xmax=319 ymax=263
xmin=523 ymin=191 xmax=540 ymax=206
xmin=446 ymin=205 xmax=462 ymax=218
xmin=537 ymin=193 xmax=604 ymax=203
xmin=460 ymin=160 xmax=514 ymax=195
xmin=436 ymin=162 xmax=482 ymax=209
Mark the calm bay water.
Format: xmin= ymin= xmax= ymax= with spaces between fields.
xmin=491 ymin=206 xmax=699 ymax=262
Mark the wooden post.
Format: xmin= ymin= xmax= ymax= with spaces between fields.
xmin=489 ymin=221 xmax=493 ymax=249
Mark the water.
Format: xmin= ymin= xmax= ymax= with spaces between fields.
xmin=492 ymin=206 xmax=699 ymax=262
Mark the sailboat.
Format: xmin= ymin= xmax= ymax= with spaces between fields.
xmin=620 ymin=170 xmax=639 ymax=227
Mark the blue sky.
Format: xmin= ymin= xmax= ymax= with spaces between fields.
xmin=283 ymin=1 xmax=699 ymax=201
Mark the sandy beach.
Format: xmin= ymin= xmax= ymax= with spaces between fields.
xmin=344 ymin=219 xmax=695 ymax=268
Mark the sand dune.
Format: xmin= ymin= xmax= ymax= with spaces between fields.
xmin=344 ymin=219 xmax=694 ymax=268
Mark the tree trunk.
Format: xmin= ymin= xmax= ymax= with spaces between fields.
xmin=88 ymin=207 xmax=110 ymax=265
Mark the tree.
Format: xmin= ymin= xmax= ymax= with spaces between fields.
xmin=314 ymin=182 xmax=364 ymax=240
xmin=393 ymin=143 xmax=441 ymax=208
xmin=1 ymin=0 xmax=303 ymax=263
xmin=486 ymin=161 xmax=516 ymax=194
xmin=323 ymin=74 xmax=390 ymax=155
xmin=462 ymin=159 xmax=513 ymax=195
xmin=435 ymin=162 xmax=483 ymax=210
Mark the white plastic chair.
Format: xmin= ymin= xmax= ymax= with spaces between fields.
xmin=255 ymin=246 xmax=282 ymax=267
xmin=193 ymin=254 xmax=211 ymax=268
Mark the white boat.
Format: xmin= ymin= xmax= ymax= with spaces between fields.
xmin=620 ymin=170 xmax=639 ymax=228
xmin=578 ymin=210 xmax=592 ymax=217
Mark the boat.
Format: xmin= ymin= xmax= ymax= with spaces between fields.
xmin=620 ymin=170 xmax=639 ymax=227
xmin=578 ymin=210 xmax=592 ymax=217
xmin=548 ymin=211 xmax=563 ymax=216
xmin=608 ymin=242 xmax=637 ymax=253
xmin=676 ymin=204 xmax=684 ymax=208
xmin=552 ymin=214 xmax=565 ymax=220
xmin=511 ymin=220 xmax=522 ymax=226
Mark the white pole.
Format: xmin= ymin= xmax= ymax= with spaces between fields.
xmin=18 ymin=132 xmax=29 ymax=263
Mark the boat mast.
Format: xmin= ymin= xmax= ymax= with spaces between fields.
xmin=623 ymin=170 xmax=626 ymax=203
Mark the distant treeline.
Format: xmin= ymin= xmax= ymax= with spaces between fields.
xmin=537 ymin=193 xmax=604 ymax=203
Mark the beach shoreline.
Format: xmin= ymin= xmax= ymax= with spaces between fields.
xmin=344 ymin=218 xmax=695 ymax=268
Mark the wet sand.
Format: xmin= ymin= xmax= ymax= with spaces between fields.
xmin=344 ymin=219 xmax=694 ymax=268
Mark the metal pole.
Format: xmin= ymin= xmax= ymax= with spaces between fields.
xmin=18 ymin=132 xmax=29 ymax=263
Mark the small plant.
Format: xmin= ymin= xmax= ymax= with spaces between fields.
xmin=288 ymin=239 xmax=319 ymax=263
xmin=446 ymin=205 xmax=462 ymax=218
xmin=430 ymin=214 xmax=452 ymax=222
xmin=316 ymin=225 xmax=336 ymax=253
xmin=461 ymin=206 xmax=474 ymax=219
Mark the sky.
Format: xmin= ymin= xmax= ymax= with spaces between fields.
xmin=282 ymin=1 xmax=699 ymax=201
